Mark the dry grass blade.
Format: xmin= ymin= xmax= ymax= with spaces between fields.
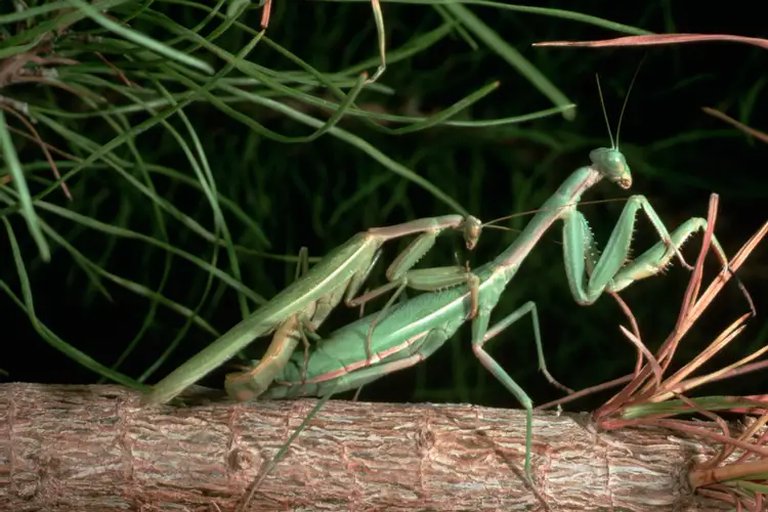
xmin=533 ymin=33 xmax=768 ymax=50
xmin=535 ymin=374 xmax=632 ymax=410
xmin=594 ymin=195 xmax=722 ymax=415
xmin=586 ymin=204 xmax=768 ymax=508
xmin=654 ymin=320 xmax=766 ymax=402
xmin=1 ymin=105 xmax=72 ymax=200
xmin=691 ymin=460 xmax=768 ymax=488
xmin=653 ymin=420 xmax=768 ymax=458
xmin=608 ymin=289 xmax=661 ymax=383
xmin=594 ymin=197 xmax=766 ymax=424
xmin=702 ymin=107 xmax=768 ymax=144
xmin=641 ymin=217 xmax=766 ymax=397
xmin=0 ymin=45 xmax=77 ymax=199
xmin=706 ymin=412 xmax=768 ymax=470
xmin=617 ymin=324 xmax=662 ymax=387
xmin=682 ymin=220 xmax=766 ymax=325
xmin=687 ymin=411 xmax=768 ymax=511
xmin=549 ymin=280 xmax=663 ymax=408
xmin=261 ymin=0 xmax=273 ymax=28
xmin=651 ymin=194 xmax=729 ymax=377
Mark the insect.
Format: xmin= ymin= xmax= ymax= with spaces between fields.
xmin=243 ymin=143 xmax=726 ymax=480
xmin=143 ymin=214 xmax=482 ymax=405
xmin=224 ymin=247 xmax=483 ymax=402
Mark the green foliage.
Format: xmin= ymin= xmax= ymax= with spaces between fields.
xmin=1 ymin=1 xmax=765 ymax=409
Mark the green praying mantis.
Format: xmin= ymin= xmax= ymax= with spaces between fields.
xmin=144 ymin=60 xmax=730 ymax=485
xmin=144 ymin=214 xmax=483 ymax=405
xmin=228 ymin=144 xmax=727 ymax=480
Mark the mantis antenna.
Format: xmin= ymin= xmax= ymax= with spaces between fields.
xmin=595 ymin=74 xmax=616 ymax=150
xmin=596 ymin=60 xmax=645 ymax=150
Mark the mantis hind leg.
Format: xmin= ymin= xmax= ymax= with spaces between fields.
xmin=225 ymin=313 xmax=307 ymax=401
xmin=226 ymin=248 xmax=317 ymax=401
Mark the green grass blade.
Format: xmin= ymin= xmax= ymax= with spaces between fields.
xmin=443 ymin=3 xmax=574 ymax=120
xmin=220 ymin=84 xmax=469 ymax=214
xmin=0 ymin=110 xmax=50 ymax=261
xmin=65 ymin=0 xmax=214 ymax=75
xmin=323 ymin=0 xmax=652 ymax=35
xmin=1 ymin=217 xmax=143 ymax=389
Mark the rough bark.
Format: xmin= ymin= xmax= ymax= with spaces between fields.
xmin=0 ymin=383 xmax=727 ymax=511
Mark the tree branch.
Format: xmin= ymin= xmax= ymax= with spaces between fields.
xmin=0 ymin=383 xmax=726 ymax=511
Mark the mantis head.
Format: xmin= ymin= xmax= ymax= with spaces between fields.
xmin=589 ymin=147 xmax=632 ymax=189
xmin=463 ymin=215 xmax=482 ymax=250
xmin=591 ymin=68 xmax=643 ymax=191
